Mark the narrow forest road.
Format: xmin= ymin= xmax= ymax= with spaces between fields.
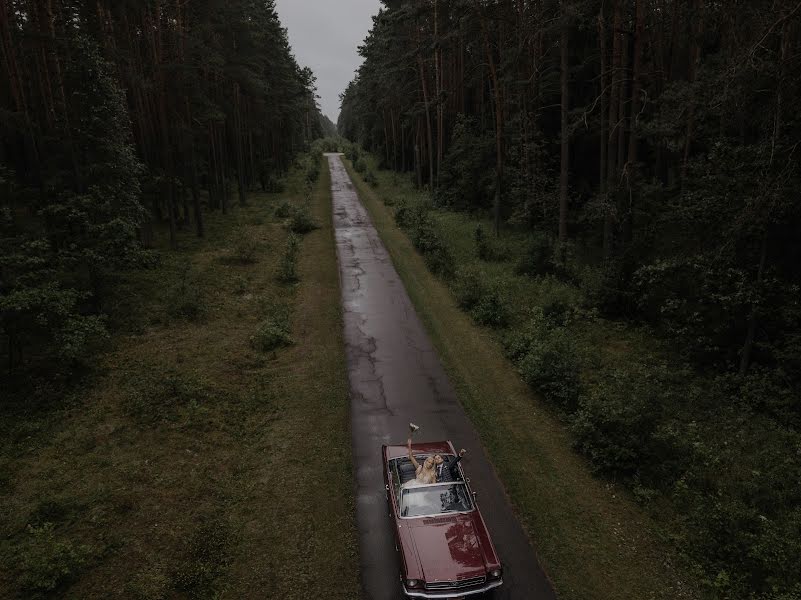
xmin=328 ymin=153 xmax=557 ymax=600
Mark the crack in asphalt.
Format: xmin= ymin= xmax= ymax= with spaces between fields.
xmin=326 ymin=153 xmax=556 ymax=600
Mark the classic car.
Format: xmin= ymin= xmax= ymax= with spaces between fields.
xmin=382 ymin=441 xmax=504 ymax=599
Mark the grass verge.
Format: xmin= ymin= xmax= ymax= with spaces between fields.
xmin=0 ymin=157 xmax=360 ymax=599
xmin=343 ymin=158 xmax=703 ymax=600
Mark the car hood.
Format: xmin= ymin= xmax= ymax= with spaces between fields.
xmin=407 ymin=513 xmax=488 ymax=583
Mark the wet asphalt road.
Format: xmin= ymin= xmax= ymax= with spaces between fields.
xmin=328 ymin=153 xmax=556 ymax=600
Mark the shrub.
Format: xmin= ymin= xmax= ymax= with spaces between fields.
xmin=411 ymin=217 xmax=454 ymax=278
xmin=454 ymin=267 xmax=509 ymax=327
xmin=264 ymin=175 xmax=285 ymax=193
xmin=230 ymin=235 xmax=259 ymax=264
xmin=305 ymin=158 xmax=320 ymax=184
xmin=278 ymin=233 xmax=301 ymax=283
xmin=393 ymin=199 xmax=417 ymax=229
xmin=354 ymin=157 xmax=368 ymax=174
xmin=474 ymin=225 xmax=508 ymax=262
xmin=570 ymin=362 xmax=688 ymax=482
xmin=424 ymin=244 xmax=455 ymax=279
xmin=364 ymin=170 xmax=379 ymax=187
xmin=517 ymin=326 xmax=580 ymax=410
xmin=286 ymin=204 xmax=318 ymax=234
xmin=393 ymin=199 xmax=455 ymax=278
xmin=166 ymin=265 xmax=204 ymax=321
xmin=250 ymin=315 xmax=293 ymax=352
xmin=584 ymin=260 xmax=627 ymax=315
xmin=475 ymin=225 xmax=491 ymax=260
xmin=454 ymin=266 xmax=484 ymax=310
xmin=313 ymin=137 xmax=341 ymax=154
xmin=28 ymin=496 xmax=83 ymax=527
xmin=470 ymin=281 xmax=510 ymax=328
xmin=504 ymin=308 xmax=581 ymax=409
xmin=536 ymin=276 xmax=583 ymax=326
xmin=54 ymin=315 xmax=108 ymax=363
xmin=273 ymin=200 xmax=294 ymax=219
xmin=515 ymin=232 xmax=554 ymax=277
xmin=15 ymin=523 xmax=92 ymax=595
xmin=344 ymin=143 xmax=360 ymax=162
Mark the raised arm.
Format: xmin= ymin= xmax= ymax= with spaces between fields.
xmin=449 ymin=448 xmax=467 ymax=477
xmin=407 ymin=438 xmax=420 ymax=470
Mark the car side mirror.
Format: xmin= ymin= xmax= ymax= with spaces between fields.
xmin=473 ymin=491 xmax=477 ymax=499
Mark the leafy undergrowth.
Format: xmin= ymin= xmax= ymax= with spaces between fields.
xmin=0 ymin=157 xmax=359 ymax=599
xmin=345 ymin=155 xmax=706 ymax=600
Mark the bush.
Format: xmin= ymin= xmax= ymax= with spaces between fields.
xmin=517 ymin=326 xmax=580 ymax=410
xmin=264 ymin=175 xmax=285 ymax=193
xmin=364 ymin=170 xmax=379 ymax=187
xmin=230 ymin=235 xmax=259 ymax=264
xmin=474 ymin=225 xmax=508 ymax=262
xmin=504 ymin=309 xmax=580 ymax=410
xmin=273 ymin=200 xmax=294 ymax=219
xmin=354 ymin=157 xmax=368 ymax=174
xmin=166 ymin=265 xmax=204 ymax=321
xmin=424 ymin=244 xmax=455 ymax=279
xmin=312 ymin=137 xmax=341 ymax=154
xmin=515 ymin=232 xmax=555 ymax=276
xmin=570 ymin=362 xmax=689 ymax=482
xmin=278 ymin=233 xmax=301 ymax=283
xmin=393 ymin=199 xmax=419 ymax=230
xmin=584 ymin=260 xmax=627 ymax=315
xmin=454 ymin=267 xmax=509 ymax=327
xmin=345 ymin=143 xmax=361 ymax=162
xmin=470 ymin=281 xmax=510 ymax=328
xmin=304 ymin=157 xmax=320 ymax=184
xmin=286 ymin=204 xmax=318 ymax=234
xmin=536 ymin=276 xmax=584 ymax=326
xmin=15 ymin=523 xmax=92 ymax=595
xmin=411 ymin=216 xmax=454 ymax=279
xmin=394 ymin=199 xmax=455 ymax=278
xmin=250 ymin=315 xmax=293 ymax=352
xmin=454 ymin=266 xmax=484 ymax=310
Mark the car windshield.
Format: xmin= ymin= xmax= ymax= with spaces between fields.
xmin=400 ymin=483 xmax=474 ymax=517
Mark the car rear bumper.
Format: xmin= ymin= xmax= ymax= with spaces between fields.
xmin=402 ymin=578 xmax=503 ymax=598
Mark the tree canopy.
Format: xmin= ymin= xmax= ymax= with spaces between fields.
xmin=1 ymin=0 xmax=324 ymax=383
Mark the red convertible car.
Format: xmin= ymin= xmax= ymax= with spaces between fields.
xmin=382 ymin=441 xmax=503 ymax=598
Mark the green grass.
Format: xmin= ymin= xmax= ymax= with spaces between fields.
xmin=0 ymin=158 xmax=360 ymax=599
xmin=344 ymin=157 xmax=704 ymax=600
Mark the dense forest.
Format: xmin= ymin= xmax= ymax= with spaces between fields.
xmin=1 ymin=0 xmax=325 ymax=389
xmin=339 ymin=1 xmax=801 ymax=598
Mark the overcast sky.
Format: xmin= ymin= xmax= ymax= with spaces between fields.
xmin=275 ymin=0 xmax=382 ymax=124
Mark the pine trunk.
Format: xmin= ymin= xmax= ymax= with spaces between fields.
xmin=559 ymin=5 xmax=569 ymax=244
